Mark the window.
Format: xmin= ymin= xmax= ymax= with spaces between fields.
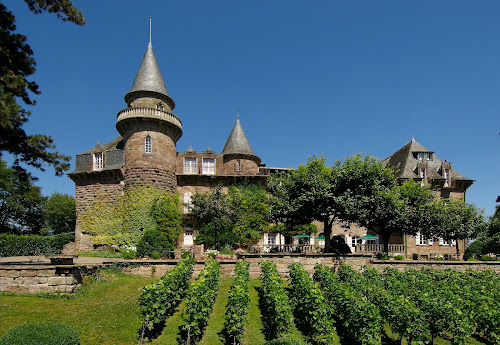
xmin=183 ymin=158 xmax=197 ymax=174
xmin=351 ymin=236 xmax=361 ymax=247
xmin=183 ymin=192 xmax=193 ymax=214
xmin=145 ymin=135 xmax=152 ymax=154
xmin=267 ymin=233 xmax=276 ymax=245
xmin=417 ymin=152 xmax=432 ymax=161
xmin=416 ymin=232 xmax=429 ymax=245
xmin=202 ymin=158 xmax=215 ymax=175
xmin=93 ymin=152 xmax=103 ymax=171
xmin=235 ymin=159 xmax=241 ymax=172
xmin=156 ymin=102 xmax=164 ymax=110
xmin=419 ymin=168 xmax=426 ymax=178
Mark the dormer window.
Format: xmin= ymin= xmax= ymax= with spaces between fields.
xmin=419 ymin=167 xmax=426 ymax=178
xmin=145 ymin=135 xmax=152 ymax=154
xmin=417 ymin=152 xmax=433 ymax=161
xmin=235 ymin=160 xmax=241 ymax=172
xmin=93 ymin=152 xmax=103 ymax=171
xmin=156 ymin=102 xmax=164 ymax=110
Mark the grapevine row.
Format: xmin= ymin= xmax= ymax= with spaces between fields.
xmin=138 ymin=252 xmax=195 ymax=341
xmin=178 ymin=258 xmax=221 ymax=345
xmin=287 ymin=262 xmax=335 ymax=345
xmin=313 ymin=264 xmax=382 ymax=345
xmin=259 ymin=260 xmax=293 ymax=340
xmin=221 ymin=260 xmax=251 ymax=345
xmin=337 ymin=264 xmax=429 ymax=344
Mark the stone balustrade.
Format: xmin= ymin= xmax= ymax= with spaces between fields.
xmin=116 ymin=107 xmax=182 ymax=129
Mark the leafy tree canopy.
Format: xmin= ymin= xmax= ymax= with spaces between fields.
xmin=421 ymin=199 xmax=485 ymax=254
xmin=0 ymin=159 xmax=46 ymax=234
xmin=0 ymin=1 xmax=84 ymax=175
xmin=190 ymin=183 xmax=269 ymax=250
xmin=41 ymin=192 xmax=75 ymax=234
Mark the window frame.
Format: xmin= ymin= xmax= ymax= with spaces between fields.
xmin=202 ymin=158 xmax=216 ymax=175
xmin=145 ymin=135 xmax=152 ymax=154
xmin=183 ymin=157 xmax=197 ymax=174
xmin=93 ymin=152 xmax=104 ymax=171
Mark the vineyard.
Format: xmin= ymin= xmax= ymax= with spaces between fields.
xmin=138 ymin=258 xmax=500 ymax=345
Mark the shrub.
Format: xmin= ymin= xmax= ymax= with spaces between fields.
xmin=0 ymin=233 xmax=74 ymax=257
xmin=136 ymin=229 xmax=173 ymax=258
xmin=376 ymin=252 xmax=389 ymax=260
xmin=481 ymin=253 xmax=497 ymax=261
xmin=393 ymin=254 xmax=405 ymax=260
xmin=264 ymin=336 xmax=310 ymax=345
xmin=0 ymin=322 xmax=80 ymax=345
xmin=412 ymin=253 xmax=419 ymax=260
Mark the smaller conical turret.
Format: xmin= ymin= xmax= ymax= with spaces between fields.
xmin=222 ymin=114 xmax=260 ymax=175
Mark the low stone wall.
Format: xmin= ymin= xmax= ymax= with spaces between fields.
xmin=372 ymin=260 xmax=500 ymax=272
xmin=122 ymin=261 xmax=237 ymax=278
xmin=0 ymin=265 xmax=83 ymax=294
xmin=240 ymin=253 xmax=372 ymax=278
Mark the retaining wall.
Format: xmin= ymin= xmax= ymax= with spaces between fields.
xmin=0 ymin=265 xmax=84 ymax=294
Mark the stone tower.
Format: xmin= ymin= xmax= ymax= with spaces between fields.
xmin=116 ymin=41 xmax=182 ymax=191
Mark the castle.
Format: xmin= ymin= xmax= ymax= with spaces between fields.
xmin=69 ymin=40 xmax=474 ymax=257
xmin=68 ymin=41 xmax=269 ymax=251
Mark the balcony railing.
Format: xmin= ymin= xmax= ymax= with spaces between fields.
xmin=261 ymin=244 xmax=315 ymax=253
xmin=116 ymin=107 xmax=182 ymax=130
xmin=355 ymin=244 xmax=405 ymax=253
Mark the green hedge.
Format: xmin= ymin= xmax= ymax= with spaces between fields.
xmin=0 ymin=233 xmax=74 ymax=257
xmin=0 ymin=322 xmax=80 ymax=345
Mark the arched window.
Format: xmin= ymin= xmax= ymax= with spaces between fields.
xmin=235 ymin=159 xmax=241 ymax=172
xmin=156 ymin=102 xmax=164 ymax=110
xmin=145 ymin=135 xmax=152 ymax=153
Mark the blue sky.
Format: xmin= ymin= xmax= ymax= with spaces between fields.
xmin=4 ymin=1 xmax=500 ymax=216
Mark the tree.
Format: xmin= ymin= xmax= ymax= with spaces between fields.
xmin=0 ymin=159 xmax=46 ymax=234
xmin=422 ymin=199 xmax=485 ymax=254
xmin=190 ymin=184 xmax=269 ymax=249
xmin=268 ymin=156 xmax=337 ymax=251
xmin=42 ymin=192 xmax=75 ymax=234
xmin=0 ymin=1 xmax=85 ymax=175
xmin=190 ymin=185 xmax=236 ymax=250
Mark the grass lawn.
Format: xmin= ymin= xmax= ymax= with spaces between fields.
xmin=0 ymin=271 xmax=491 ymax=345
xmin=0 ymin=271 xmax=155 ymax=345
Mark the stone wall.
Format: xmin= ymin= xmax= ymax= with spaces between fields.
xmin=0 ymin=265 xmax=83 ymax=294
xmin=372 ymin=260 xmax=500 ymax=272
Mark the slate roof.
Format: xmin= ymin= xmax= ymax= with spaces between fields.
xmin=222 ymin=116 xmax=259 ymax=160
xmin=382 ymin=138 xmax=473 ymax=182
xmin=125 ymin=42 xmax=175 ymax=109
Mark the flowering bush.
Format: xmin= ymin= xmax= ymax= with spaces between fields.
xmin=234 ymin=248 xmax=245 ymax=254
xmin=481 ymin=253 xmax=497 ymax=261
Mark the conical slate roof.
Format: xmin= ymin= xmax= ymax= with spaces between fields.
xmin=222 ymin=116 xmax=257 ymax=157
xmin=125 ymin=42 xmax=174 ymax=108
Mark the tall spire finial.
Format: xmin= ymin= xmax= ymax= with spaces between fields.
xmin=236 ymin=108 xmax=239 ymax=120
xmin=149 ymin=16 xmax=152 ymax=43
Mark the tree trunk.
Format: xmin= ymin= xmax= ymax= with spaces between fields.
xmin=381 ymin=232 xmax=390 ymax=254
xmin=324 ymin=218 xmax=333 ymax=253
xmin=455 ymin=237 xmax=460 ymax=255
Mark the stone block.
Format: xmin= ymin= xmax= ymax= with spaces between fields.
xmin=37 ymin=269 xmax=56 ymax=277
xmin=22 ymin=277 xmax=36 ymax=285
xmin=35 ymin=277 xmax=49 ymax=284
xmin=20 ymin=270 xmax=37 ymax=277
xmin=13 ymin=277 xmax=25 ymax=284
xmin=2 ymin=270 xmax=21 ymax=278
xmin=0 ymin=285 xmax=6 ymax=292
xmin=6 ymin=285 xmax=29 ymax=294
xmin=0 ymin=277 xmax=14 ymax=285
xmin=48 ymin=277 xmax=67 ymax=286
